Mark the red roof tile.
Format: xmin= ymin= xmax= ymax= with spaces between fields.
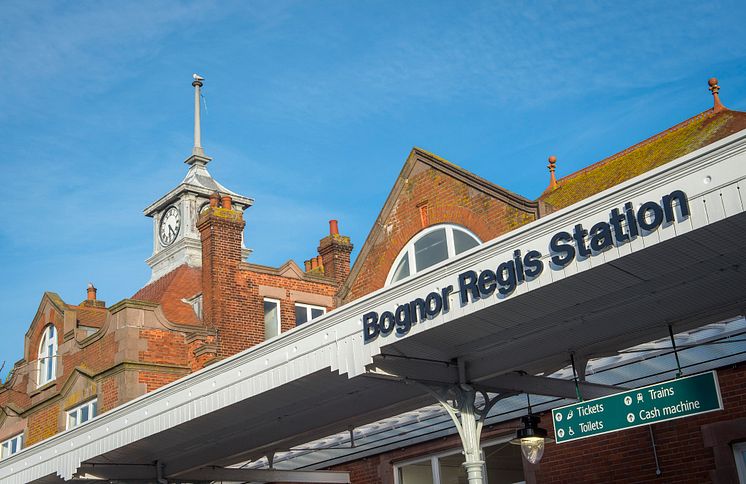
xmin=132 ymin=265 xmax=203 ymax=325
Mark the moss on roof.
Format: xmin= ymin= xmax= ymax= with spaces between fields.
xmin=540 ymin=109 xmax=746 ymax=210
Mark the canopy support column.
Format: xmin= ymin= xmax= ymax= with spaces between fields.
xmin=422 ymin=383 xmax=504 ymax=484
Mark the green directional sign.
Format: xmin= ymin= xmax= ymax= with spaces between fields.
xmin=552 ymin=371 xmax=723 ymax=444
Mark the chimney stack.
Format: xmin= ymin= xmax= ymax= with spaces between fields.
xmin=317 ymin=219 xmax=353 ymax=285
xmin=197 ymin=195 xmax=247 ymax=357
xmin=81 ymin=283 xmax=105 ymax=307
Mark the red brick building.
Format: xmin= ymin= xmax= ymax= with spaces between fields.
xmin=2 ymin=78 xmax=746 ymax=483
xmin=0 ymin=148 xmax=350 ymax=451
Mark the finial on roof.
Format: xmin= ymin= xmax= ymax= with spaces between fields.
xmin=547 ymin=155 xmax=558 ymax=190
xmin=708 ymin=77 xmax=726 ymax=112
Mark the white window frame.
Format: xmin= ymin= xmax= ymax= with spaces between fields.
xmin=734 ymin=441 xmax=746 ymax=483
xmin=0 ymin=433 xmax=23 ymax=460
xmin=294 ymin=303 xmax=326 ymax=326
xmin=386 ymin=224 xmax=481 ymax=285
xmin=66 ymin=399 xmax=98 ymax=430
xmin=393 ymin=436 xmax=520 ymax=484
xmin=264 ymin=298 xmax=281 ymax=340
xmin=185 ymin=293 xmax=203 ymax=319
xmin=37 ymin=324 xmax=58 ymax=387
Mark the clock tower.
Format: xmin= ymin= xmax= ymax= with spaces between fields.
xmin=143 ymin=74 xmax=253 ymax=282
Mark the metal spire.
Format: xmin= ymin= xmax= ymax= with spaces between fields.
xmin=185 ymin=73 xmax=211 ymax=166
xmin=192 ymin=73 xmax=204 ymax=155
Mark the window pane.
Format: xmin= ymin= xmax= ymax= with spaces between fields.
xmin=81 ymin=405 xmax=89 ymax=423
xmin=392 ymin=255 xmax=410 ymax=282
xmin=69 ymin=412 xmax=78 ymax=428
xmin=2 ymin=442 xmax=8 ymax=459
xmin=399 ymin=460 xmax=435 ymax=484
xmin=264 ymin=300 xmax=280 ymax=340
xmin=439 ymin=453 xmax=466 ymax=484
xmin=39 ymin=359 xmax=47 ymax=384
xmin=295 ymin=305 xmax=308 ymax=326
xmin=311 ymin=308 xmax=324 ymax=320
xmin=453 ymin=229 xmax=479 ymax=255
xmin=47 ymin=347 xmax=54 ymax=381
xmin=91 ymin=400 xmax=98 ymax=418
xmin=414 ymin=228 xmax=448 ymax=272
xmin=483 ymin=440 xmax=524 ymax=483
xmin=10 ymin=439 xmax=17 ymax=454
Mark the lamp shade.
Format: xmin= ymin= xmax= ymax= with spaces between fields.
xmin=510 ymin=414 xmax=551 ymax=464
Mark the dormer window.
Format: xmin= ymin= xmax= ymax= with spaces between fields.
xmin=37 ymin=324 xmax=57 ymax=387
xmin=386 ymin=225 xmax=481 ymax=285
xmin=185 ymin=293 xmax=203 ymax=319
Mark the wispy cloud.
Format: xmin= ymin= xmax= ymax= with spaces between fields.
xmin=237 ymin=1 xmax=743 ymax=123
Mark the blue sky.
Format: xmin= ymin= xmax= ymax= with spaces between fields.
xmin=2 ymin=0 xmax=746 ymax=379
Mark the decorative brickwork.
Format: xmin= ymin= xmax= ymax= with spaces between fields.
xmin=341 ymin=148 xmax=542 ymax=303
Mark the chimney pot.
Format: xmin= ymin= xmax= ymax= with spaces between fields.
xmin=87 ymin=283 xmax=97 ymax=301
xmin=221 ymin=195 xmax=232 ymax=210
xmin=209 ymin=192 xmax=220 ymax=207
xmin=311 ymin=257 xmax=318 ymax=270
xmin=329 ymin=220 xmax=339 ymax=236
xmin=304 ymin=260 xmax=312 ymax=271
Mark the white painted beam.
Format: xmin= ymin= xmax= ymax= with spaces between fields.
xmin=480 ymin=373 xmax=626 ymax=400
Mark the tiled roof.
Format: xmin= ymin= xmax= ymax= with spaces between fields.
xmin=132 ymin=265 xmax=203 ymax=325
xmin=539 ymin=108 xmax=746 ymax=209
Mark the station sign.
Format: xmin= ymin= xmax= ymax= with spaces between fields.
xmin=552 ymin=371 xmax=723 ymax=444
xmin=363 ymin=190 xmax=690 ymax=343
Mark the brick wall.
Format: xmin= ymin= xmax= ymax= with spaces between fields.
xmin=137 ymin=370 xmax=185 ymax=393
xmin=100 ymin=376 xmax=118 ymax=413
xmin=25 ymin=402 xmax=59 ymax=446
xmin=139 ymin=329 xmax=189 ymax=366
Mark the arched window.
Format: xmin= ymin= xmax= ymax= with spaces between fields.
xmin=386 ymin=224 xmax=481 ymax=285
xmin=37 ymin=324 xmax=57 ymax=387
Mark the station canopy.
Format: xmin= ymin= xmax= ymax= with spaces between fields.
xmin=3 ymin=131 xmax=746 ymax=483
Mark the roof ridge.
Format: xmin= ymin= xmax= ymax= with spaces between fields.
xmin=552 ymin=108 xmax=720 ymax=189
xmin=412 ymin=147 xmax=538 ymax=207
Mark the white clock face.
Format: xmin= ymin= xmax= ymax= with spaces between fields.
xmin=159 ymin=206 xmax=181 ymax=246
